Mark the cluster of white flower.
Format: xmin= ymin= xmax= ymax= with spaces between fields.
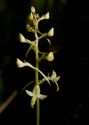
xmin=16 ymin=6 xmax=60 ymax=108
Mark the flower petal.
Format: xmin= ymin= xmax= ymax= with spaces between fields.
xmin=55 ymin=76 xmax=60 ymax=82
xmin=38 ymin=94 xmax=47 ymax=100
xmin=25 ymin=90 xmax=34 ymax=97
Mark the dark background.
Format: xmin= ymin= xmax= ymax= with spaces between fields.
xmin=0 ymin=0 xmax=89 ymax=124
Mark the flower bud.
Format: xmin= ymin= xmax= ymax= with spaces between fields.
xmin=16 ymin=58 xmax=25 ymax=68
xmin=46 ymin=52 xmax=54 ymax=61
xmin=48 ymin=28 xmax=54 ymax=36
xmin=31 ymin=6 xmax=35 ymax=13
xmin=19 ymin=33 xmax=26 ymax=43
xmin=44 ymin=12 xmax=49 ymax=19
xmin=28 ymin=12 xmax=33 ymax=20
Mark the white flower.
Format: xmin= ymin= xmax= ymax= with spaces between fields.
xmin=19 ymin=33 xmax=27 ymax=43
xmin=31 ymin=6 xmax=35 ymax=13
xmin=51 ymin=70 xmax=60 ymax=82
xmin=44 ymin=12 xmax=49 ymax=19
xmin=46 ymin=52 xmax=54 ymax=61
xmin=48 ymin=28 xmax=54 ymax=36
xmin=50 ymin=71 xmax=60 ymax=91
xmin=26 ymin=85 xmax=47 ymax=108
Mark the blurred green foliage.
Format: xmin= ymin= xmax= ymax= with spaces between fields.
xmin=0 ymin=0 xmax=6 ymax=12
xmin=0 ymin=71 xmax=4 ymax=104
xmin=31 ymin=0 xmax=67 ymax=13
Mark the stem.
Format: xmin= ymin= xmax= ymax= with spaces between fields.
xmin=38 ymin=33 xmax=47 ymax=40
xmin=35 ymin=31 xmax=40 ymax=125
xmin=36 ymin=98 xmax=40 ymax=125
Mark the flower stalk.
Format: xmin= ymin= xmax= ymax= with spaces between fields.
xmin=35 ymin=28 xmax=40 ymax=125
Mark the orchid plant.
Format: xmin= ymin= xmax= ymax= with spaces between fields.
xmin=16 ymin=6 xmax=60 ymax=125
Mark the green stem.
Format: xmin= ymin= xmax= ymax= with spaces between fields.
xmin=35 ymin=31 xmax=40 ymax=125
xmin=38 ymin=33 xmax=47 ymax=40
xmin=36 ymin=98 xmax=40 ymax=125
